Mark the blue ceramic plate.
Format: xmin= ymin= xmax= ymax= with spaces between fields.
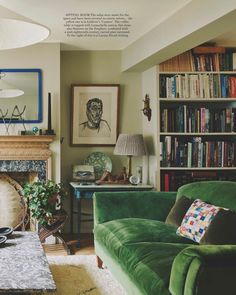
xmin=84 ymin=152 xmax=112 ymax=180
xmin=0 ymin=227 xmax=13 ymax=237
xmin=0 ymin=235 xmax=7 ymax=245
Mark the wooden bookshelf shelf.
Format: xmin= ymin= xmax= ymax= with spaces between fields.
xmin=160 ymin=167 xmax=236 ymax=170
xmin=159 ymin=71 xmax=236 ymax=74
xmin=157 ymin=47 xmax=236 ymax=191
xmin=160 ymin=132 xmax=236 ymax=136
xmin=159 ymin=98 xmax=236 ymax=102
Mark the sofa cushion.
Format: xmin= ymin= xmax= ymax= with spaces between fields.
xmin=176 ymin=181 xmax=236 ymax=213
xmin=116 ymin=242 xmax=189 ymax=295
xmin=176 ymin=199 xmax=220 ymax=243
xmin=200 ymin=209 xmax=236 ymax=245
xmin=94 ymin=218 xmax=195 ymax=256
xmin=165 ymin=196 xmax=193 ymax=227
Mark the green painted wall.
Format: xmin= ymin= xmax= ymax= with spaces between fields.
xmin=61 ymin=50 xmax=143 ymax=232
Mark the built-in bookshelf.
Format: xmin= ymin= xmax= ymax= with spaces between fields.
xmin=158 ymin=46 xmax=236 ymax=191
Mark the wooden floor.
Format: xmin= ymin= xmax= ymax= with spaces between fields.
xmin=43 ymin=233 xmax=94 ymax=256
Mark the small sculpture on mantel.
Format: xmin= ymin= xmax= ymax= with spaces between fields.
xmin=115 ymin=167 xmax=128 ymax=181
xmin=96 ymin=167 xmax=129 ymax=185
xmin=142 ymin=94 xmax=152 ymax=121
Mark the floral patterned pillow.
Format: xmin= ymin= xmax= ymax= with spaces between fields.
xmin=176 ymin=199 xmax=220 ymax=243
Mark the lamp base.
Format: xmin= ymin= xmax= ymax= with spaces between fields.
xmin=127 ymin=155 xmax=132 ymax=178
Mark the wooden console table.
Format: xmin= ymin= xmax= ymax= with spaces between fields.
xmin=70 ymin=182 xmax=153 ymax=246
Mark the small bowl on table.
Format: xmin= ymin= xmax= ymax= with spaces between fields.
xmin=0 ymin=236 xmax=7 ymax=245
xmin=0 ymin=226 xmax=13 ymax=237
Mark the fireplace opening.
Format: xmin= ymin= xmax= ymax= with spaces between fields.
xmin=3 ymin=172 xmax=38 ymax=186
xmin=0 ymin=160 xmax=48 ymax=231
xmin=0 ymin=160 xmax=47 ymax=182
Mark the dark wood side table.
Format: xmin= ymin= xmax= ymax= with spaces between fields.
xmin=38 ymin=210 xmax=71 ymax=255
xmin=69 ymin=182 xmax=153 ymax=247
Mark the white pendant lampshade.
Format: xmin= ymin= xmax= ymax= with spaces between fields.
xmin=0 ymin=73 xmax=24 ymax=98
xmin=0 ymin=89 xmax=24 ymax=98
xmin=0 ymin=18 xmax=50 ymax=50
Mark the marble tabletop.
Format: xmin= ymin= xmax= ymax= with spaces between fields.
xmin=0 ymin=231 xmax=56 ymax=293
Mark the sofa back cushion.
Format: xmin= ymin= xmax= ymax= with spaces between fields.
xmin=165 ymin=196 xmax=193 ymax=227
xmin=177 ymin=181 xmax=236 ymax=213
xmin=200 ymin=208 xmax=236 ymax=244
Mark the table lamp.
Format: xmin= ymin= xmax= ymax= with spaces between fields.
xmin=114 ymin=134 xmax=147 ymax=178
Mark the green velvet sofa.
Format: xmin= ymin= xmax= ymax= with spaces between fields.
xmin=93 ymin=181 xmax=236 ymax=295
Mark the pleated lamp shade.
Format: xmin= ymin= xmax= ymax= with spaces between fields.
xmin=114 ymin=134 xmax=146 ymax=177
xmin=114 ymin=134 xmax=147 ymax=156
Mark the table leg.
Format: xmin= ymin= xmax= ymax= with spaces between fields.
xmin=54 ymin=232 xmax=71 ymax=255
xmin=76 ymin=197 xmax=81 ymax=248
xmin=70 ymin=187 xmax=74 ymax=234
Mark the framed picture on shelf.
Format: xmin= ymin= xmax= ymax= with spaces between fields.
xmin=71 ymin=84 xmax=119 ymax=146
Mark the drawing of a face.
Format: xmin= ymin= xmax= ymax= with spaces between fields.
xmin=86 ymin=98 xmax=103 ymax=128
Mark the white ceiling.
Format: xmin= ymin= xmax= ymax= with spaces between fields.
xmin=0 ymin=0 xmax=191 ymax=50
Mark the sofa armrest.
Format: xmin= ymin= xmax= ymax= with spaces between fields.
xmin=169 ymin=245 xmax=236 ymax=295
xmin=93 ymin=191 xmax=176 ymax=225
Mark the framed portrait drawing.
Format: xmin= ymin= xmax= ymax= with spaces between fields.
xmin=71 ymin=84 xmax=119 ymax=146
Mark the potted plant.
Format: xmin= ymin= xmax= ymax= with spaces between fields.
xmin=22 ymin=180 xmax=67 ymax=226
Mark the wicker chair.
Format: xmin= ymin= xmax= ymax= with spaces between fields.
xmin=0 ymin=173 xmax=28 ymax=230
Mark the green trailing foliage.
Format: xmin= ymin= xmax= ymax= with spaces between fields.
xmin=22 ymin=180 xmax=67 ymax=226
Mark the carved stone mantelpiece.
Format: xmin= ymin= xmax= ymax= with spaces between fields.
xmin=0 ymin=135 xmax=54 ymax=143
xmin=0 ymin=136 xmax=55 ymax=179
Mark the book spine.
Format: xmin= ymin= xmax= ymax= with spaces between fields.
xmin=165 ymin=136 xmax=171 ymax=167
xmin=200 ymin=108 xmax=206 ymax=133
xmin=187 ymin=142 xmax=192 ymax=167
xmin=164 ymin=173 xmax=169 ymax=191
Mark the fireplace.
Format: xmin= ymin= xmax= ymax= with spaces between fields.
xmin=0 ymin=161 xmax=46 ymax=181
xmin=0 ymin=135 xmax=55 ymax=232
xmin=0 ymin=135 xmax=54 ymax=181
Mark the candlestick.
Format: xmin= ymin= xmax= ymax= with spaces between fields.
xmin=48 ymin=92 xmax=51 ymax=130
xmin=45 ymin=92 xmax=55 ymax=135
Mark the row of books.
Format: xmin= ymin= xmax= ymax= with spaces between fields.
xmin=159 ymin=51 xmax=193 ymax=72
xmin=159 ymin=74 xmax=236 ymax=98
xmin=160 ymin=136 xmax=236 ymax=168
xmin=192 ymin=52 xmax=236 ymax=72
xmin=161 ymin=170 xmax=236 ymax=191
xmin=159 ymin=47 xmax=236 ymax=72
xmin=161 ymin=107 xmax=236 ymax=133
